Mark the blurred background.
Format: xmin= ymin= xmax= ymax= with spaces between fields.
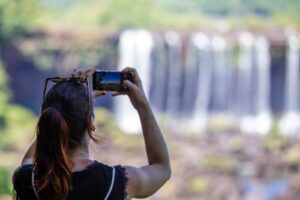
xmin=1 ymin=0 xmax=300 ymax=199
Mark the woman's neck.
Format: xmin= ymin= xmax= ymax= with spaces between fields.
xmin=71 ymin=148 xmax=90 ymax=160
xmin=70 ymin=134 xmax=93 ymax=171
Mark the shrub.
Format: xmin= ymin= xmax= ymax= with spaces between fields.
xmin=0 ymin=166 xmax=12 ymax=196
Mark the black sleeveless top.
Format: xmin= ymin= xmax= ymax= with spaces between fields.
xmin=13 ymin=161 xmax=128 ymax=200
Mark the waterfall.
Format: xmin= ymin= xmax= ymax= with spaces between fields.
xmin=116 ymin=30 xmax=154 ymax=133
xmin=189 ymin=33 xmax=212 ymax=132
xmin=114 ymin=29 xmax=299 ymax=135
xmin=182 ymin=34 xmax=202 ymax=117
xmin=150 ymin=34 xmax=168 ymax=113
xmin=210 ymin=35 xmax=229 ymax=114
xmin=279 ymin=33 xmax=300 ymax=135
xmin=253 ymin=36 xmax=272 ymax=134
xmin=164 ymin=31 xmax=183 ymax=128
xmin=237 ymin=32 xmax=256 ymax=133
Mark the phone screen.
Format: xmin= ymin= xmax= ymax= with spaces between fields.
xmin=93 ymin=71 xmax=122 ymax=91
xmin=93 ymin=70 xmax=134 ymax=92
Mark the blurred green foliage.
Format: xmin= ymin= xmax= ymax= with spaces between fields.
xmin=17 ymin=35 xmax=117 ymax=71
xmin=0 ymin=0 xmax=40 ymax=139
xmin=0 ymin=0 xmax=299 ymax=40
xmin=1 ymin=0 xmax=299 ymax=73
xmin=0 ymin=103 xmax=36 ymax=151
xmin=200 ymin=154 xmax=237 ymax=173
xmin=42 ymin=0 xmax=300 ymax=29
xmin=187 ymin=177 xmax=209 ymax=195
xmin=0 ymin=61 xmax=9 ymax=129
xmin=0 ymin=165 xmax=12 ymax=196
xmin=0 ymin=45 xmax=35 ymax=148
xmin=263 ymin=119 xmax=287 ymax=150
xmin=0 ymin=0 xmax=41 ymax=39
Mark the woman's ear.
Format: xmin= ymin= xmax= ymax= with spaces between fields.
xmin=87 ymin=117 xmax=95 ymax=132
xmin=87 ymin=116 xmax=99 ymax=142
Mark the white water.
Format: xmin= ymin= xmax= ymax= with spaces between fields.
xmin=210 ymin=35 xmax=229 ymax=114
xmin=164 ymin=31 xmax=182 ymax=123
xmin=279 ymin=33 xmax=300 ymax=135
xmin=189 ymin=33 xmax=212 ymax=132
xmin=149 ymin=34 xmax=168 ymax=113
xmin=237 ymin=32 xmax=256 ymax=133
xmin=116 ymin=30 xmax=154 ymax=133
xmin=115 ymin=30 xmax=299 ymax=135
xmin=253 ymin=36 xmax=272 ymax=134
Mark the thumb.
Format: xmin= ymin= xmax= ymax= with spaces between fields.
xmin=123 ymin=80 xmax=137 ymax=90
xmin=93 ymin=91 xmax=106 ymax=98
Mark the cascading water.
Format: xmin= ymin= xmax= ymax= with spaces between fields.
xmin=150 ymin=34 xmax=168 ymax=113
xmin=182 ymin=34 xmax=201 ymax=117
xmin=164 ymin=31 xmax=183 ymax=129
xmin=210 ymin=35 xmax=229 ymax=114
xmin=116 ymin=30 xmax=154 ymax=133
xmin=253 ymin=36 xmax=272 ymax=134
xmin=279 ymin=33 xmax=300 ymax=135
xmin=188 ymin=33 xmax=212 ymax=132
xmin=237 ymin=32 xmax=256 ymax=133
xmin=115 ymin=29 xmax=299 ymax=135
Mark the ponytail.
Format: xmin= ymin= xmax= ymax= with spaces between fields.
xmin=34 ymin=107 xmax=73 ymax=200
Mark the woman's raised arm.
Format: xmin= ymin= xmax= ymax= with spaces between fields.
xmin=114 ymin=67 xmax=171 ymax=199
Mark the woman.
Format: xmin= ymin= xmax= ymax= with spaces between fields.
xmin=13 ymin=67 xmax=171 ymax=200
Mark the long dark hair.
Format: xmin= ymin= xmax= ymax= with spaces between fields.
xmin=33 ymin=80 xmax=95 ymax=200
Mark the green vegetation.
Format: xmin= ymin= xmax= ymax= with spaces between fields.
xmin=1 ymin=0 xmax=300 ymax=73
xmin=200 ymin=154 xmax=237 ymax=173
xmin=0 ymin=50 xmax=36 ymax=152
xmin=0 ymin=104 xmax=36 ymax=151
xmin=0 ymin=0 xmax=39 ymax=142
xmin=41 ymin=0 xmax=300 ymax=30
xmin=0 ymin=0 xmax=41 ymax=39
xmin=263 ymin=119 xmax=287 ymax=150
xmin=0 ymin=71 xmax=35 ymax=151
xmin=187 ymin=177 xmax=209 ymax=195
xmin=0 ymin=61 xmax=9 ymax=129
xmin=16 ymin=32 xmax=117 ymax=71
xmin=0 ymin=165 xmax=12 ymax=196
xmin=1 ymin=0 xmax=299 ymax=38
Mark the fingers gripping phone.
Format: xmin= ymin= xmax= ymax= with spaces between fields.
xmin=92 ymin=70 xmax=133 ymax=92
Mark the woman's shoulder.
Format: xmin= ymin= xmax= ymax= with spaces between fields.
xmin=13 ymin=164 xmax=37 ymax=200
xmin=13 ymin=164 xmax=33 ymax=182
xmin=14 ymin=164 xmax=33 ymax=172
xmin=12 ymin=164 xmax=33 ymax=189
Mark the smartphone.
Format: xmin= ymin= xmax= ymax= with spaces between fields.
xmin=92 ymin=70 xmax=133 ymax=92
